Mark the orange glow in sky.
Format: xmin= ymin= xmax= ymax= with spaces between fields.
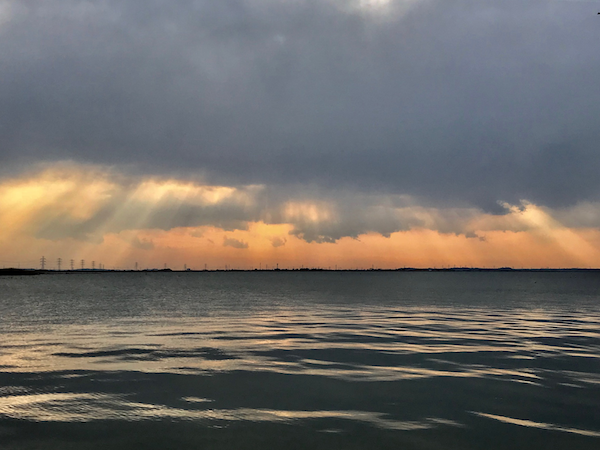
xmin=1 ymin=164 xmax=600 ymax=270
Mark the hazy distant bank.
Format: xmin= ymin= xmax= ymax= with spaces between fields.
xmin=2 ymin=267 xmax=600 ymax=276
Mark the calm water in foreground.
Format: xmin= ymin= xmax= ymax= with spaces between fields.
xmin=0 ymin=271 xmax=599 ymax=449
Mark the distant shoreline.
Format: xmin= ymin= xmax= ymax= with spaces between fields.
xmin=2 ymin=267 xmax=599 ymax=276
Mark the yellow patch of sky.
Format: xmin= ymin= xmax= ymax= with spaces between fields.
xmin=134 ymin=180 xmax=248 ymax=205
xmin=0 ymin=168 xmax=113 ymax=239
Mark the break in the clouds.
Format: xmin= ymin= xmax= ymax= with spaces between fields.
xmin=1 ymin=0 xmax=600 ymax=213
xmin=0 ymin=164 xmax=479 ymax=243
xmin=4 ymin=164 xmax=600 ymax=246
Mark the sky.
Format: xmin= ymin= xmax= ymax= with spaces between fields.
xmin=1 ymin=0 xmax=600 ymax=269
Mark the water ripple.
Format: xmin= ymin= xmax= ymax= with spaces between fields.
xmin=0 ymin=392 xmax=460 ymax=432
xmin=473 ymin=412 xmax=600 ymax=437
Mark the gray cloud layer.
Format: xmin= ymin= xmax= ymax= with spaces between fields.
xmin=223 ymin=236 xmax=249 ymax=249
xmin=2 ymin=0 xmax=600 ymax=211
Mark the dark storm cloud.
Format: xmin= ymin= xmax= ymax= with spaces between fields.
xmin=1 ymin=0 xmax=600 ymax=211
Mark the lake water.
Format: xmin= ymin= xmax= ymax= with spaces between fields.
xmin=0 ymin=271 xmax=599 ymax=449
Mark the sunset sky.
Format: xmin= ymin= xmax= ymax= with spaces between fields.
xmin=1 ymin=0 xmax=600 ymax=269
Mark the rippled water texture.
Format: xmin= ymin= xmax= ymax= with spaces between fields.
xmin=0 ymin=272 xmax=599 ymax=449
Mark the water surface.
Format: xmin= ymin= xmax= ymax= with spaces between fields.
xmin=0 ymin=272 xmax=598 ymax=449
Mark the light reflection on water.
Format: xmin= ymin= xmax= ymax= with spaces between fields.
xmin=0 ymin=272 xmax=599 ymax=447
xmin=1 ymin=309 xmax=598 ymax=382
xmin=0 ymin=391 xmax=460 ymax=431
xmin=472 ymin=412 xmax=600 ymax=437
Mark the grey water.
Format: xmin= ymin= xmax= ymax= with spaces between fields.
xmin=0 ymin=272 xmax=599 ymax=449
